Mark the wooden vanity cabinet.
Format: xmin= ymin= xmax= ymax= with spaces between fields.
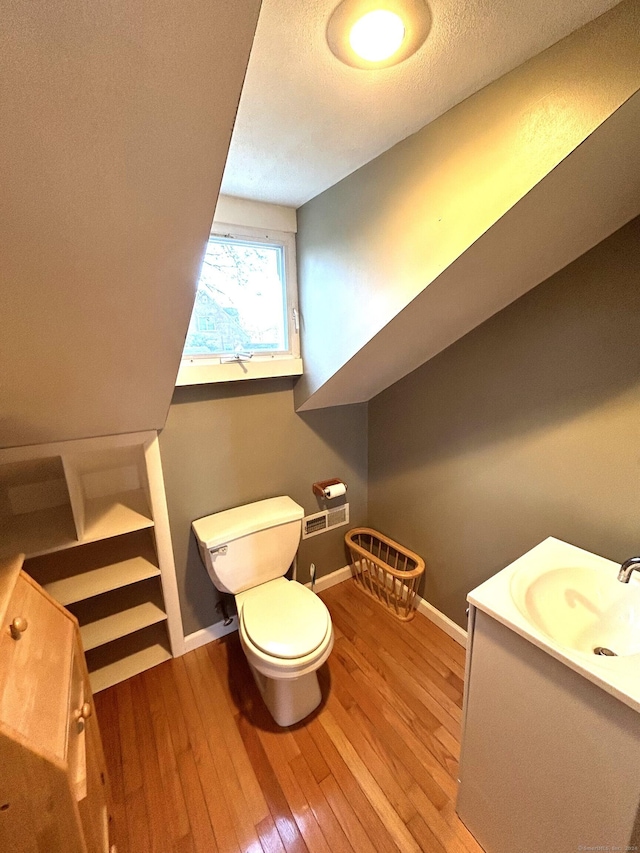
xmin=0 ymin=554 xmax=113 ymax=852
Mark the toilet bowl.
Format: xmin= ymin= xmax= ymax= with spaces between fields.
xmin=237 ymin=578 xmax=333 ymax=725
xmin=192 ymin=496 xmax=334 ymax=727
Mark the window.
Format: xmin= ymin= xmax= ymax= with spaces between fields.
xmin=177 ymin=224 xmax=301 ymax=386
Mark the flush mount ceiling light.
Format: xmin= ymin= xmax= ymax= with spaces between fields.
xmin=349 ymin=10 xmax=405 ymax=62
xmin=327 ymin=0 xmax=431 ymax=70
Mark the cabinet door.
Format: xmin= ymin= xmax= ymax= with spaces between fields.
xmin=0 ymin=574 xmax=74 ymax=761
xmin=0 ymin=580 xmax=85 ymax=853
xmin=457 ymin=611 xmax=640 ymax=853
xmin=0 ymin=734 xmax=86 ymax=853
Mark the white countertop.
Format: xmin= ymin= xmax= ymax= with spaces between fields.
xmin=468 ymin=537 xmax=640 ymax=714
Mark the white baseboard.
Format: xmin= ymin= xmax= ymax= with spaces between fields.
xmin=415 ymin=595 xmax=468 ymax=648
xmin=182 ymin=618 xmax=238 ymax=654
xmin=305 ymin=564 xmax=353 ymax=593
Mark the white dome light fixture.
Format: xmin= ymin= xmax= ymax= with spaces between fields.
xmin=327 ymin=0 xmax=431 ymax=70
xmin=349 ymin=10 xmax=406 ymax=63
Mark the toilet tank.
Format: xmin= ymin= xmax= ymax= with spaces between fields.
xmin=192 ymin=496 xmax=304 ymax=594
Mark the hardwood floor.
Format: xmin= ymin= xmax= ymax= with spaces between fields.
xmin=94 ymin=579 xmax=483 ymax=853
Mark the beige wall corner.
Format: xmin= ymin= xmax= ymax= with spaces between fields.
xmin=294 ymin=0 xmax=640 ymax=411
xmin=0 ymin=0 xmax=261 ymax=448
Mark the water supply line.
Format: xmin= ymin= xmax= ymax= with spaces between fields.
xmin=216 ymin=597 xmax=233 ymax=627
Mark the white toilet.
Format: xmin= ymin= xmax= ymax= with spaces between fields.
xmin=192 ymin=496 xmax=334 ymax=727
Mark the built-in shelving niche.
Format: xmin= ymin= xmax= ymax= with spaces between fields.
xmin=1 ymin=432 xmax=183 ymax=692
xmin=27 ymin=530 xmax=161 ymax=606
xmin=70 ymin=577 xmax=167 ymax=651
xmin=0 ymin=455 xmax=78 ymax=560
xmin=86 ymin=623 xmax=172 ymax=694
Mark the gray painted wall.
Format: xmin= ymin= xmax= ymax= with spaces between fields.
xmin=369 ymin=217 xmax=640 ymax=629
xmin=159 ymin=378 xmax=367 ymax=636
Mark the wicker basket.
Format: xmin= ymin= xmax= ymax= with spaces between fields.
xmin=345 ymin=528 xmax=425 ymax=621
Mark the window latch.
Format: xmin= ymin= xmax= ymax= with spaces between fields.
xmin=220 ymin=351 xmax=253 ymax=364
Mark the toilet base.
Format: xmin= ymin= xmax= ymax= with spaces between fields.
xmin=248 ymin=660 xmax=322 ymax=727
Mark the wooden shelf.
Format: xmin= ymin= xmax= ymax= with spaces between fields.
xmin=80 ymin=602 xmax=167 ymax=651
xmin=87 ymin=625 xmax=171 ymax=693
xmin=44 ymin=556 xmax=161 ymax=606
xmin=90 ymin=644 xmax=171 ymax=693
xmin=82 ymin=489 xmax=153 ymax=542
xmin=0 ymin=504 xmax=78 ymax=561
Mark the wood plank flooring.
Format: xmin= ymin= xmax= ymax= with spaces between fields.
xmin=94 ymin=579 xmax=483 ymax=853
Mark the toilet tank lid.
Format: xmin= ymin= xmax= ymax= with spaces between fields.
xmin=192 ymin=496 xmax=304 ymax=550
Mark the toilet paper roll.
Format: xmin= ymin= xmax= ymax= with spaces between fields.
xmin=323 ymin=482 xmax=346 ymax=499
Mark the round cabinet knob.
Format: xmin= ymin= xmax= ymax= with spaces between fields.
xmin=74 ymin=702 xmax=92 ymax=722
xmin=8 ymin=617 xmax=28 ymax=640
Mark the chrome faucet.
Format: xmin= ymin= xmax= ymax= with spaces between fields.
xmin=618 ymin=556 xmax=640 ymax=583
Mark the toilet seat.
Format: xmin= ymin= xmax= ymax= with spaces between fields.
xmin=241 ymin=579 xmax=330 ymax=659
xmin=237 ymin=579 xmax=334 ymax=681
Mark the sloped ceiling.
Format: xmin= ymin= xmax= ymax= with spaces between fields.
xmin=0 ymin=0 xmax=261 ymax=448
xmin=294 ymin=0 xmax=640 ymax=411
xmin=222 ymin=0 xmax=620 ymax=206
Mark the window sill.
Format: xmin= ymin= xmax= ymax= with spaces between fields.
xmin=175 ymin=357 xmax=303 ymax=387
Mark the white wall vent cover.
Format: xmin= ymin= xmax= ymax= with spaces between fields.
xmin=302 ymin=504 xmax=350 ymax=539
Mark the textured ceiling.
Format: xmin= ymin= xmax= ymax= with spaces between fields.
xmin=221 ymin=0 xmax=621 ymax=207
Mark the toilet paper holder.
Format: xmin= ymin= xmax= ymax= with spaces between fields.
xmin=312 ymin=478 xmax=348 ymax=500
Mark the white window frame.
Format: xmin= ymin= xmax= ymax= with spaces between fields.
xmin=176 ymin=223 xmax=302 ymax=386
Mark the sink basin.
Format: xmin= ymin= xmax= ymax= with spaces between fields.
xmin=467 ymin=537 xmax=640 ymax=713
xmin=511 ymin=565 xmax=640 ymax=657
